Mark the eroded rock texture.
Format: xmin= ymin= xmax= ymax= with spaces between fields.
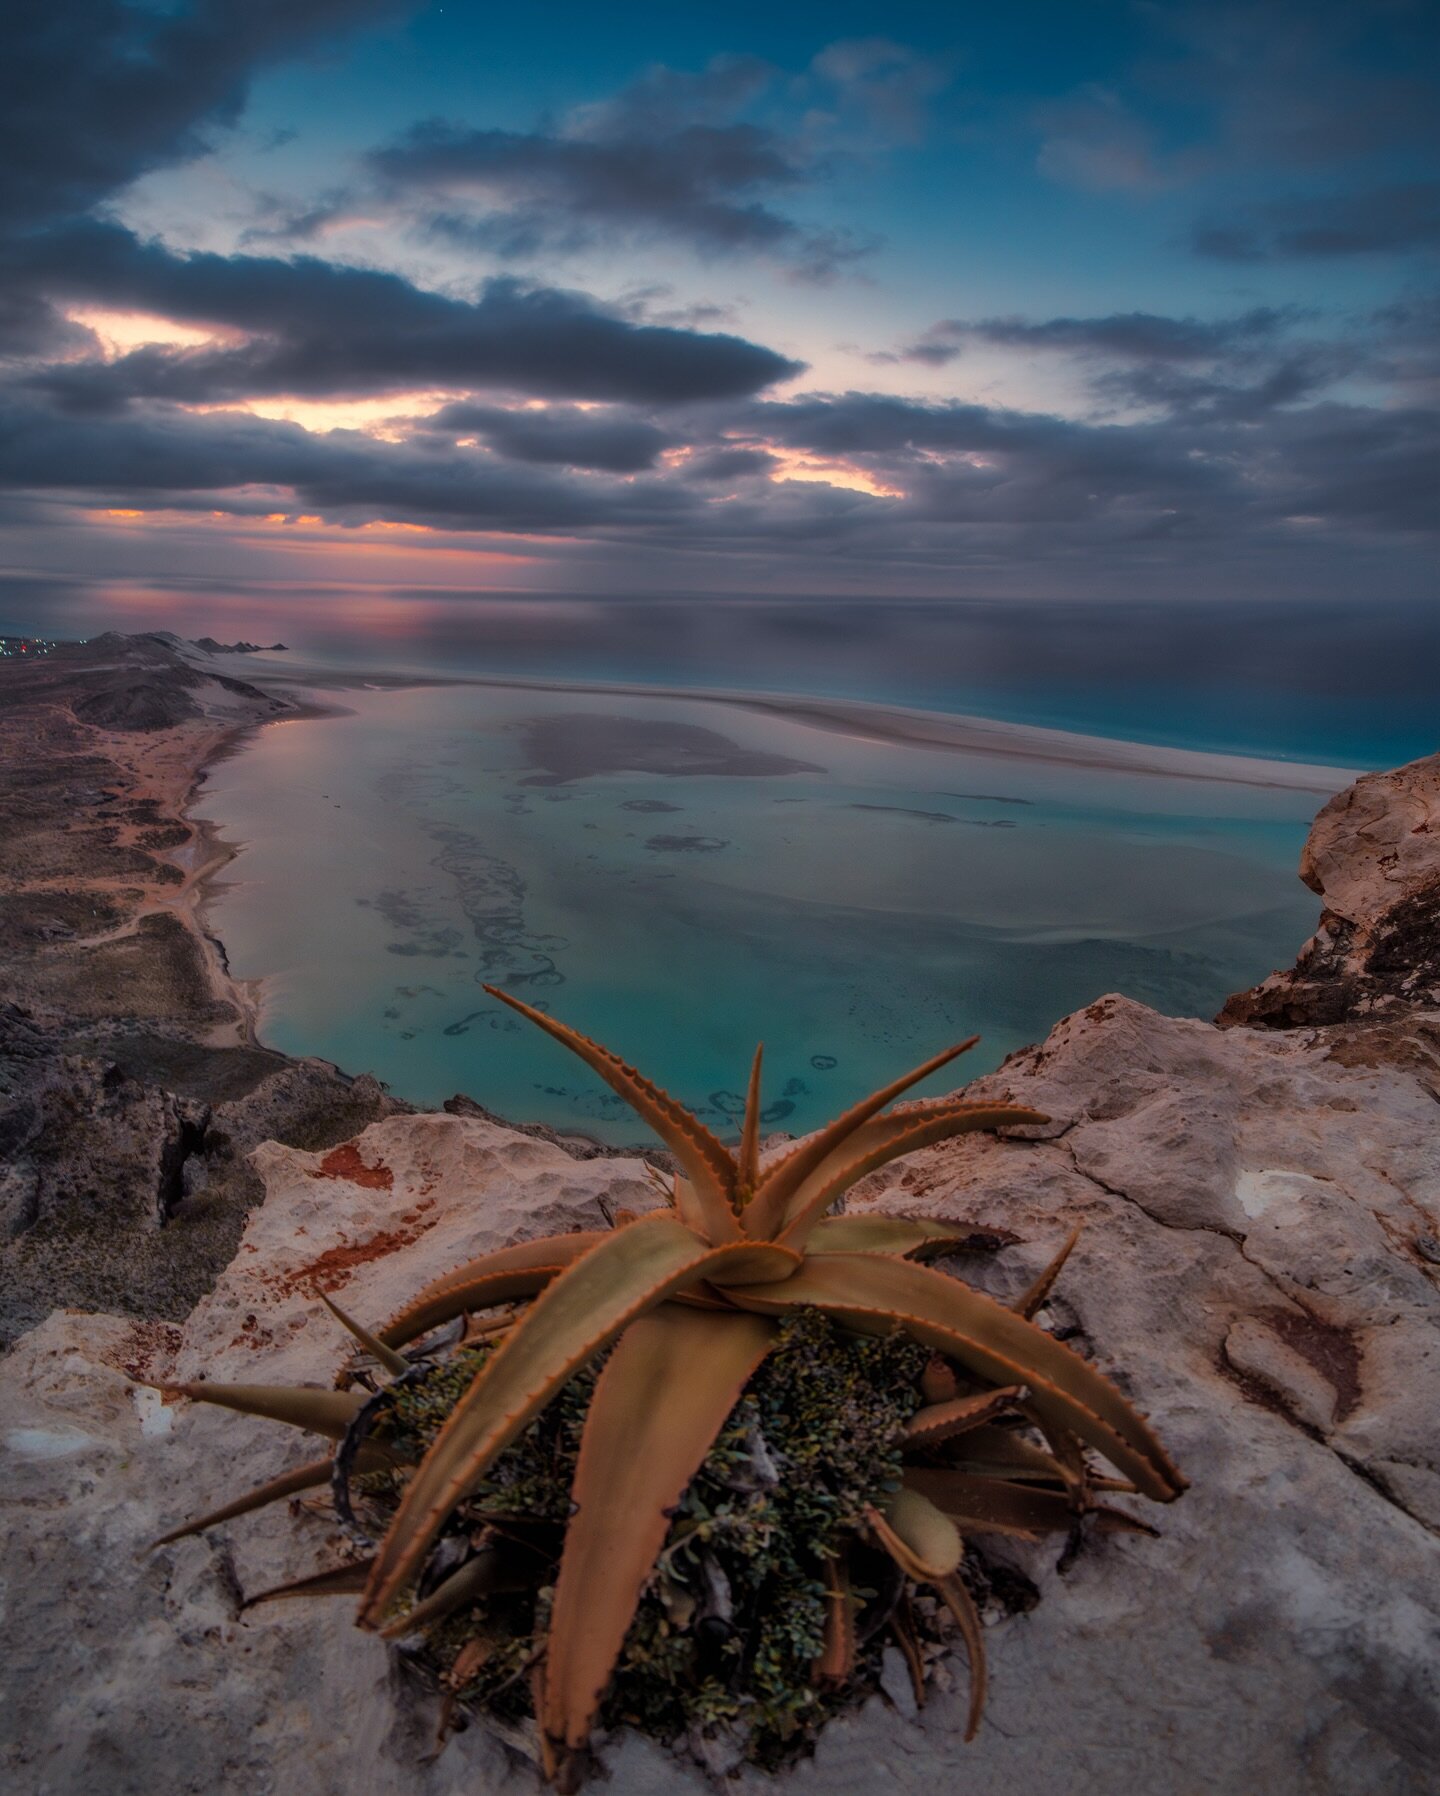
xmin=0 ymin=634 xmax=407 ymax=1342
xmin=2 ymin=754 xmax=1438 ymax=1794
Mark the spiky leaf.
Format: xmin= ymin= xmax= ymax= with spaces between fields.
xmin=483 ymin=986 xmax=741 ymax=1240
xmin=905 ymin=1469 xmax=1153 ymax=1540
xmin=377 ymin=1233 xmax=603 ymax=1349
xmin=773 ymin=1101 xmax=1050 ymax=1250
xmin=543 ymin=1304 xmax=776 ymax=1754
xmin=359 ymin=1216 xmax=734 ymax=1627
xmin=158 ymin=1381 xmax=366 ymax=1440
xmin=903 ymin=1386 xmax=1025 ymax=1446
xmin=876 ymin=1488 xmax=963 ymax=1577
xmin=743 ymin=1038 xmax=980 ymax=1238
xmin=726 ymin=1255 xmax=1186 ymax=1500
xmin=808 ymin=1213 xmax=994 ymax=1259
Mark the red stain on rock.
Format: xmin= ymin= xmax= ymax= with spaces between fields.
xmin=276 ymin=1199 xmax=437 ymax=1297
xmin=103 ymin=1320 xmax=183 ymax=1383
xmin=310 ymin=1143 xmax=394 ymax=1190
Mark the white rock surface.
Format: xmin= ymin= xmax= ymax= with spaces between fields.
xmin=1301 ymin=751 xmax=1440 ymax=927
xmin=3 ymin=763 xmax=1440 ymax=1794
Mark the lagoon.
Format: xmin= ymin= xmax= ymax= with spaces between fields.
xmin=199 ymin=670 xmax=1342 ymax=1143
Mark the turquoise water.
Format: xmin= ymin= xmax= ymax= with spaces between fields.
xmin=202 ymin=678 xmax=1331 ymax=1144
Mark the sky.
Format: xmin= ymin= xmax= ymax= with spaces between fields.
xmin=2 ymin=0 xmax=1437 ymax=629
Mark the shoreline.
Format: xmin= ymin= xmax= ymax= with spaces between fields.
xmin=177 ymin=690 xmax=350 ymax=1048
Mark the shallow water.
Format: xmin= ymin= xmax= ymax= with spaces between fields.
xmin=201 ymin=679 xmax=1325 ymax=1144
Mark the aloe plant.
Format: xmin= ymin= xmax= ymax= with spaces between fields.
xmin=154 ymin=988 xmax=1185 ymax=1788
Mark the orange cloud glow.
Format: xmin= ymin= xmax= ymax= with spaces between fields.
xmin=222 ymin=392 xmax=459 ymax=433
xmin=767 ymin=451 xmax=905 ymax=500
xmin=67 ymin=308 xmax=240 ymax=353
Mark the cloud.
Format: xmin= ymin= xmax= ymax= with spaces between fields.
xmin=1032 ymin=87 xmax=1176 ymax=193
xmin=880 ymin=308 xmax=1294 ymax=368
xmin=873 ymin=306 xmax=1355 ymax=420
xmin=12 ymin=224 xmax=803 ymax=407
xmin=2 ymin=370 xmax=1435 ymax=583
xmin=268 ymin=44 xmax=940 ymax=279
xmin=0 ymin=389 xmax=693 ymax=532
xmin=1 ymin=0 xmax=408 ymax=230
xmin=356 ymin=51 xmax=883 ymax=277
xmin=807 ymin=38 xmax=951 ymax=142
xmin=1194 ymin=182 xmax=1440 ymax=260
xmin=425 ymin=403 xmax=671 ymax=473
xmin=371 ymin=119 xmax=813 ymax=260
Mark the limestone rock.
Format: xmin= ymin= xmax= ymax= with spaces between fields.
xmin=1221 ymin=749 xmax=1440 ymax=1030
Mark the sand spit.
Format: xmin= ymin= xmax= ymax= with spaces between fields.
xmin=200 ymin=650 xmax=1361 ymax=796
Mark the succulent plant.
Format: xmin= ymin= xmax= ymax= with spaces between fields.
xmin=154 ymin=988 xmax=1185 ymax=1788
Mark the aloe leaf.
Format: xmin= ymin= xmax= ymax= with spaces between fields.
xmin=808 ymin=1214 xmax=993 ymax=1259
xmin=903 ymin=1386 xmax=1025 ymax=1445
xmin=376 ymin=1234 xmax=603 ymax=1349
xmin=380 ymin=1544 xmax=536 ymax=1638
xmin=904 ymin=1469 xmax=1153 ymax=1540
xmin=358 ymin=1216 xmax=727 ymax=1628
xmin=483 ymin=986 xmax=742 ymax=1240
xmin=1014 ymin=1225 xmax=1083 ymax=1320
xmin=149 ymin=1456 xmax=334 ymax=1548
xmin=889 ymin=1599 xmax=928 ymax=1709
xmin=704 ymin=1241 xmax=802 ymax=1287
xmin=421 ymin=1232 xmax=606 ymax=1297
xmin=542 ymin=1305 xmax=775 ymax=1754
xmin=814 ymin=1555 xmax=856 ymax=1684
xmin=875 ymin=1488 xmax=963 ymax=1577
xmin=743 ymin=1037 xmax=981 ymax=1238
xmin=726 ymin=1255 xmax=1186 ymax=1501
xmin=321 ymin=1292 xmax=409 ymax=1376
xmin=736 ymin=1044 xmax=764 ymax=1199
xmin=935 ymin=1572 xmax=988 ymax=1741
xmin=947 ymin=1422 xmax=1069 ymax=1484
xmin=242 ymin=1558 xmax=374 ymax=1608
xmin=774 ymin=1102 xmax=1050 ymax=1251
xmin=869 ymin=1504 xmax=986 ymax=1740
xmin=158 ymin=1381 xmax=366 ymax=1440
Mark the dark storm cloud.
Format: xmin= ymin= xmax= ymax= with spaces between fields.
xmin=0 ymin=12 xmax=803 ymax=401
xmin=2 ymin=0 xmax=407 ymax=230
xmin=426 ymin=403 xmax=671 ymax=472
xmin=12 ymin=224 xmax=802 ymax=406
xmin=1193 ymin=182 xmax=1440 ymax=261
xmin=359 ymin=53 xmax=873 ymax=276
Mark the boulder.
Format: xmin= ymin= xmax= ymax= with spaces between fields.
xmin=1221 ymin=749 xmax=1440 ymax=1030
